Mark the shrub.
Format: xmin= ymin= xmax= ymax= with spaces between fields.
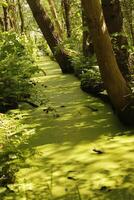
xmin=80 ymin=68 xmax=104 ymax=94
xmin=71 ymin=54 xmax=97 ymax=78
xmin=0 ymin=32 xmax=39 ymax=112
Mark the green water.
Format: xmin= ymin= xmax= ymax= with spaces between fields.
xmin=0 ymin=57 xmax=134 ymax=200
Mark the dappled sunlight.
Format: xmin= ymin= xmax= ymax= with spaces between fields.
xmin=2 ymin=57 xmax=134 ymax=199
xmin=100 ymin=12 xmax=107 ymax=34
xmin=14 ymin=134 xmax=134 ymax=199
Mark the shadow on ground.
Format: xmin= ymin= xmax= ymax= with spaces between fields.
xmin=1 ymin=57 xmax=134 ymax=200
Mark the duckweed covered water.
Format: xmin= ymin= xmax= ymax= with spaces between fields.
xmin=0 ymin=57 xmax=134 ymax=200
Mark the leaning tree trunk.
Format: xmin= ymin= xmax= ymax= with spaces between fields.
xmin=26 ymin=0 xmax=73 ymax=73
xmin=47 ymin=0 xmax=63 ymax=39
xmin=102 ymin=0 xmax=130 ymax=81
xmin=81 ymin=0 xmax=134 ymax=125
xmin=61 ymin=0 xmax=71 ymax=38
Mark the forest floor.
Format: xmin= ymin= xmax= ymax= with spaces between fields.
xmin=0 ymin=56 xmax=134 ymax=200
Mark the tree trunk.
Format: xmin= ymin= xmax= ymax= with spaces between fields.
xmin=81 ymin=0 xmax=134 ymax=125
xmin=0 ymin=17 xmax=4 ymax=31
xmin=102 ymin=0 xmax=122 ymax=33
xmin=8 ymin=0 xmax=18 ymax=31
xmin=47 ymin=0 xmax=63 ymax=39
xmin=17 ymin=0 xmax=24 ymax=34
xmin=102 ymin=0 xmax=130 ymax=81
xmin=26 ymin=0 xmax=73 ymax=73
xmin=81 ymin=5 xmax=94 ymax=57
xmin=2 ymin=0 xmax=17 ymax=31
xmin=3 ymin=5 xmax=8 ymax=31
xmin=61 ymin=0 xmax=71 ymax=38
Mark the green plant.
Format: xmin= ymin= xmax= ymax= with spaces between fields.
xmin=80 ymin=69 xmax=103 ymax=94
xmin=71 ymin=54 xmax=97 ymax=78
xmin=0 ymin=32 xmax=39 ymax=112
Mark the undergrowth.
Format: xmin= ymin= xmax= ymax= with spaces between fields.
xmin=0 ymin=32 xmax=39 ymax=112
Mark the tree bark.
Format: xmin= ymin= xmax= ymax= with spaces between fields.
xmin=47 ymin=0 xmax=63 ymax=38
xmin=3 ymin=5 xmax=8 ymax=31
xmin=0 ymin=17 xmax=4 ymax=31
xmin=8 ymin=0 xmax=18 ymax=31
xmin=102 ymin=0 xmax=122 ymax=33
xmin=2 ymin=0 xmax=17 ymax=31
xmin=26 ymin=0 xmax=73 ymax=73
xmin=17 ymin=0 xmax=24 ymax=34
xmin=61 ymin=0 xmax=71 ymax=38
xmin=81 ymin=4 xmax=94 ymax=57
xmin=81 ymin=0 xmax=134 ymax=125
xmin=102 ymin=0 xmax=130 ymax=81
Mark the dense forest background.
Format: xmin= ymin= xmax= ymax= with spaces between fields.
xmin=0 ymin=0 xmax=134 ymax=199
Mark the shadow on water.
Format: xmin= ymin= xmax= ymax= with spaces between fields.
xmin=1 ymin=57 xmax=134 ymax=200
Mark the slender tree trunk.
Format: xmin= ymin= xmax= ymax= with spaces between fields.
xmin=3 ymin=0 xmax=16 ymax=31
xmin=81 ymin=5 xmax=94 ymax=56
xmin=81 ymin=0 xmax=134 ymax=125
xmin=129 ymin=23 xmax=134 ymax=46
xmin=5 ymin=0 xmax=13 ymax=30
xmin=0 ymin=17 xmax=4 ymax=31
xmin=8 ymin=0 xmax=18 ymax=31
xmin=17 ymin=0 xmax=24 ymax=34
xmin=102 ymin=0 xmax=130 ymax=81
xmin=128 ymin=6 xmax=134 ymax=46
xmin=61 ymin=0 xmax=71 ymax=38
xmin=47 ymin=0 xmax=63 ymax=38
xmin=81 ymin=7 xmax=89 ymax=56
xmin=26 ymin=0 xmax=73 ymax=73
xmin=9 ymin=16 xmax=13 ymax=28
xmin=3 ymin=5 xmax=8 ymax=31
